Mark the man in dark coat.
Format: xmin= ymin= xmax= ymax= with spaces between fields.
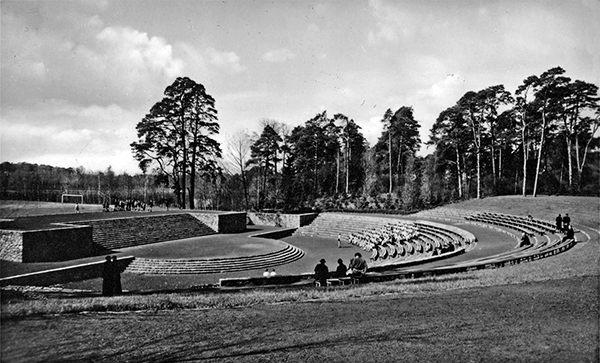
xmin=111 ymin=256 xmax=122 ymax=295
xmin=555 ymin=214 xmax=562 ymax=233
xmin=348 ymin=252 xmax=368 ymax=276
xmin=102 ymin=256 xmax=114 ymax=296
xmin=562 ymin=214 xmax=571 ymax=232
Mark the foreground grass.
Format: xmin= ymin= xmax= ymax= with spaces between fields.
xmin=3 ymin=243 xmax=597 ymax=319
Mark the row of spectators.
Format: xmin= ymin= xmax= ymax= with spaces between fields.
xmin=348 ymin=222 xmax=419 ymax=251
xmin=103 ymin=199 xmax=155 ymax=212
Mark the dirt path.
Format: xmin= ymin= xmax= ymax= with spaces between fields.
xmin=2 ymin=275 xmax=597 ymax=363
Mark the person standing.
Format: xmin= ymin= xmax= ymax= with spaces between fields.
xmin=555 ymin=214 xmax=562 ymax=233
xmin=562 ymin=213 xmax=571 ymax=232
xmin=337 ymin=233 xmax=341 ymax=248
xmin=111 ymin=256 xmax=122 ymax=295
xmin=102 ymin=256 xmax=114 ymax=296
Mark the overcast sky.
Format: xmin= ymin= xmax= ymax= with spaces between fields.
xmin=1 ymin=0 xmax=598 ymax=174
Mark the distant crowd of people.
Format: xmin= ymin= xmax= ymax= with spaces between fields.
xmin=104 ymin=199 xmax=154 ymax=212
xmin=100 ymin=199 xmax=158 ymax=212
xmin=102 ymin=256 xmax=123 ymax=297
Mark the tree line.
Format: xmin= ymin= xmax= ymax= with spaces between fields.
xmin=2 ymin=67 xmax=598 ymax=211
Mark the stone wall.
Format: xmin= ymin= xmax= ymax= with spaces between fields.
xmin=1 ymin=226 xmax=93 ymax=263
xmin=0 ymin=230 xmax=24 ymax=262
xmin=22 ymin=225 xmax=93 ymax=263
xmin=247 ymin=212 xmax=319 ymax=228
xmin=0 ymin=256 xmax=134 ymax=287
xmin=217 ymin=212 xmax=247 ymax=233
xmin=189 ymin=212 xmax=246 ymax=233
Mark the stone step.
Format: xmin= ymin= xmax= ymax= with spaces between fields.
xmin=125 ymin=244 xmax=304 ymax=275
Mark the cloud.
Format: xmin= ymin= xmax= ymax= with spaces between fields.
xmin=262 ymin=48 xmax=297 ymax=63
xmin=206 ymin=47 xmax=246 ymax=73
xmin=367 ymin=0 xmax=421 ymax=44
xmin=1 ymin=14 xmax=186 ymax=108
xmin=1 ymin=101 xmax=141 ymax=173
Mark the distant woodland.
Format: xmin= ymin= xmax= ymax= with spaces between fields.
xmin=2 ymin=67 xmax=599 ymax=212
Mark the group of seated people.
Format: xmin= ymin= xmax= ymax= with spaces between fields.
xmin=314 ymin=252 xmax=368 ymax=285
xmin=348 ymin=222 xmax=419 ymax=252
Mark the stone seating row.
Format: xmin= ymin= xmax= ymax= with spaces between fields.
xmin=71 ymin=214 xmax=216 ymax=250
xmin=467 ymin=212 xmax=555 ymax=235
xmin=293 ymin=213 xmax=401 ymax=240
xmin=465 ymin=214 xmax=543 ymax=236
xmin=364 ymin=226 xmax=463 ymax=265
xmin=125 ymin=244 xmax=304 ymax=275
xmin=480 ymin=212 xmax=555 ymax=231
xmin=476 ymin=212 xmax=554 ymax=234
xmin=438 ymin=235 xmax=571 ymax=272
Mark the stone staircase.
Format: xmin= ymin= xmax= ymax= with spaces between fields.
xmin=125 ymin=243 xmax=304 ymax=275
xmin=71 ymin=214 xmax=216 ymax=250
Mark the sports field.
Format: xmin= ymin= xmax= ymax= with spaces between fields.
xmin=1 ymin=196 xmax=599 ymax=362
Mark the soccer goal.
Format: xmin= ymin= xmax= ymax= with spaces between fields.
xmin=61 ymin=194 xmax=84 ymax=204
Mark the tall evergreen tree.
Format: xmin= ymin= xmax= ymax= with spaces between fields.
xmin=131 ymin=77 xmax=221 ymax=208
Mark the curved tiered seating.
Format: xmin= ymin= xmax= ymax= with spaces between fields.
xmin=125 ymin=243 xmax=304 ymax=275
xmin=293 ymin=213 xmax=402 ymax=240
xmin=347 ymin=221 xmax=420 ymax=261
xmin=465 ymin=212 xmax=554 ymax=236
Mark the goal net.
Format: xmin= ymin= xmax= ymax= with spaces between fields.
xmin=61 ymin=194 xmax=84 ymax=204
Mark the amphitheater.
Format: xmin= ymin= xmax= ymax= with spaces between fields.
xmin=1 ymin=196 xmax=597 ymax=293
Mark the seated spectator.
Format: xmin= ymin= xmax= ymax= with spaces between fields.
xmin=516 ymin=233 xmax=531 ymax=248
xmin=348 ymin=253 xmax=368 ymax=275
xmin=263 ymin=269 xmax=270 ymax=278
xmin=314 ymin=259 xmax=329 ymax=284
xmin=269 ymin=269 xmax=277 ymax=277
xmin=562 ymin=225 xmax=575 ymax=242
xmin=335 ymin=258 xmax=347 ymax=278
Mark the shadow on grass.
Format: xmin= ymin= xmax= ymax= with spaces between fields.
xmin=399 ymin=274 xmax=478 ymax=285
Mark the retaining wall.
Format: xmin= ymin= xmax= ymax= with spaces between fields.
xmin=0 ymin=256 xmax=134 ymax=287
xmin=0 ymin=226 xmax=93 ymax=263
xmin=189 ymin=212 xmax=247 ymax=233
xmin=0 ymin=230 xmax=23 ymax=262
xmin=247 ymin=212 xmax=319 ymax=228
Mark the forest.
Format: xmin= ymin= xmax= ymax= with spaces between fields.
xmin=2 ymin=67 xmax=598 ymax=212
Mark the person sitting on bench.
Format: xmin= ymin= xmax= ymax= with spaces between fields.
xmin=348 ymin=252 xmax=368 ymax=276
xmin=335 ymin=258 xmax=347 ymax=278
xmin=314 ymin=259 xmax=329 ymax=285
xmin=516 ymin=233 xmax=531 ymax=248
xmin=562 ymin=225 xmax=575 ymax=242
